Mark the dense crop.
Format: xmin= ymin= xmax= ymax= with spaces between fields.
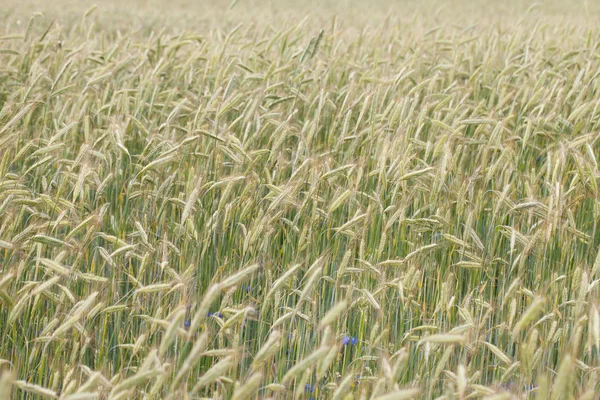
xmin=1 ymin=1 xmax=600 ymax=399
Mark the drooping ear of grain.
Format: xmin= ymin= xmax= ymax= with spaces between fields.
xmin=191 ymin=356 xmax=234 ymax=393
xmin=231 ymin=372 xmax=263 ymax=400
xmin=159 ymin=308 xmax=186 ymax=356
xmin=187 ymin=284 xmax=222 ymax=338
xmin=551 ymin=354 xmax=574 ymax=400
xmin=512 ymin=298 xmax=545 ymax=338
xmin=331 ymin=374 xmax=354 ymax=400
xmin=373 ymin=388 xmax=420 ymax=400
xmin=0 ymin=371 xmax=13 ymax=400
xmin=281 ymin=346 xmax=330 ymax=385
xmin=251 ymin=330 xmax=281 ymax=370
xmin=219 ymin=263 xmax=260 ymax=289
xmin=13 ymin=381 xmax=57 ymax=399
xmin=171 ymin=332 xmax=209 ymax=390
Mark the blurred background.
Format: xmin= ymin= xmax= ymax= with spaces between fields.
xmin=2 ymin=0 xmax=599 ymax=33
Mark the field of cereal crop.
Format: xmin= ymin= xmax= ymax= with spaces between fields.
xmin=1 ymin=1 xmax=600 ymax=398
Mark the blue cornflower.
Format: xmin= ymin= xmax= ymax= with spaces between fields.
xmin=304 ymin=384 xmax=315 ymax=393
xmin=184 ymin=320 xmax=191 ymax=328
xmin=342 ymin=336 xmax=358 ymax=346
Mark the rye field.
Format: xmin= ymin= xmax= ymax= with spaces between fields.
xmin=1 ymin=0 xmax=600 ymax=399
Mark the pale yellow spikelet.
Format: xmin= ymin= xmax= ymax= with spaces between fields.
xmin=171 ymin=332 xmax=209 ymax=390
xmin=551 ymin=354 xmax=574 ymax=400
xmin=231 ymin=372 xmax=263 ymax=400
xmin=201 ymin=349 xmax=237 ymax=358
xmin=132 ymin=334 xmax=148 ymax=356
xmin=159 ymin=308 xmax=186 ymax=356
xmin=319 ymin=301 xmax=347 ymax=329
xmin=331 ymin=374 xmax=354 ymax=400
xmin=362 ymin=289 xmax=381 ymax=311
xmin=52 ymin=292 xmax=99 ymax=338
xmin=392 ymin=348 xmax=409 ymax=382
xmin=220 ymin=263 xmax=259 ymax=288
xmin=512 ymin=297 xmax=545 ymax=338
xmin=134 ymin=283 xmax=173 ymax=295
xmin=590 ymin=305 xmax=600 ymax=352
xmin=14 ymin=381 xmax=57 ymax=399
xmin=187 ymin=284 xmax=221 ymax=338
xmin=271 ymin=311 xmax=294 ymax=329
xmin=39 ymin=258 xmax=71 ymax=276
xmin=457 ymin=365 xmax=467 ymax=400
xmin=252 ymin=330 xmax=281 ymax=369
xmin=403 ymin=243 xmax=438 ymax=263
xmin=418 ymin=334 xmax=464 ymax=345
xmin=0 ymin=370 xmax=14 ymax=400
xmin=482 ymin=394 xmax=512 ymax=400
xmin=31 ymin=276 xmax=62 ymax=296
xmin=264 ymin=263 xmax=302 ymax=301
xmin=62 ymin=393 xmax=100 ymax=400
xmin=316 ymin=345 xmax=339 ymax=378
xmin=110 ymin=370 xmax=161 ymax=397
xmin=328 ymin=189 xmax=352 ymax=214
xmin=483 ymin=342 xmax=512 ymax=365
xmin=77 ymin=372 xmax=105 ymax=393
xmin=372 ymin=388 xmax=420 ymax=400
xmin=501 ymin=278 xmax=521 ymax=307
xmin=469 ymin=384 xmax=495 ymax=396
xmin=295 ymin=266 xmax=323 ymax=311
xmin=281 ymin=346 xmax=330 ymax=385
xmin=265 ymin=383 xmax=287 ymax=393
xmin=180 ymin=179 xmax=202 ymax=230
xmin=508 ymin=298 xmax=517 ymax=328
xmin=191 ymin=356 xmax=233 ymax=393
